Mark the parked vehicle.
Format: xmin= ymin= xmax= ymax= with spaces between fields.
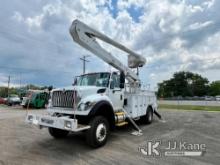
xmin=216 ymin=95 xmax=220 ymax=101
xmin=205 ymin=96 xmax=215 ymax=101
xmin=0 ymin=97 xmax=7 ymax=104
xmin=26 ymin=20 xmax=160 ymax=148
xmin=21 ymin=90 xmax=49 ymax=109
xmin=7 ymin=95 xmax=21 ymax=106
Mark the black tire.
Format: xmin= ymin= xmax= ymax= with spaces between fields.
xmin=22 ymin=105 xmax=27 ymax=108
xmin=7 ymin=103 xmax=12 ymax=106
xmin=86 ymin=116 xmax=109 ymax=148
xmin=142 ymin=107 xmax=153 ymax=124
xmin=48 ymin=127 xmax=69 ymax=139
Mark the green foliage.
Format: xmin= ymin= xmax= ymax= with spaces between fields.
xmin=159 ymin=104 xmax=220 ymax=111
xmin=0 ymin=84 xmax=53 ymax=98
xmin=157 ymin=71 xmax=209 ymax=97
xmin=0 ymin=87 xmax=9 ymax=97
xmin=209 ymin=81 xmax=220 ymax=96
xmin=0 ymin=87 xmax=18 ymax=97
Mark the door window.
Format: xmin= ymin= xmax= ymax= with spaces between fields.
xmin=111 ymin=73 xmax=120 ymax=88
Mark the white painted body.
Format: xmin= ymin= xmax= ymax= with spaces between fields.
xmin=46 ymin=75 xmax=157 ymax=119
xmin=124 ymin=92 xmax=157 ymax=118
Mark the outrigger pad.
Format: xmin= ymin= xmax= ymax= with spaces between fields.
xmin=159 ymin=119 xmax=166 ymax=123
xmin=131 ymin=131 xmax=143 ymax=136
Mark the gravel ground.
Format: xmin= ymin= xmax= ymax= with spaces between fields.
xmin=0 ymin=106 xmax=220 ymax=165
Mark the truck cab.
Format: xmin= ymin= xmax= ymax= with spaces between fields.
xmin=47 ymin=72 xmax=125 ymax=116
xmin=75 ymin=71 xmax=124 ymax=111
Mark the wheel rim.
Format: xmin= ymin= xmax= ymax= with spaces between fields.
xmin=96 ymin=123 xmax=107 ymax=142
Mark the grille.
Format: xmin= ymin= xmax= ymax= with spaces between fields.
xmin=52 ymin=90 xmax=78 ymax=108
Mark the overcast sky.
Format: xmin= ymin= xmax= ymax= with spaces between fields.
xmin=0 ymin=0 xmax=220 ymax=89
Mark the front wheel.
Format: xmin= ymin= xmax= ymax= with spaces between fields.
xmin=48 ymin=128 xmax=69 ymax=139
xmin=86 ymin=116 xmax=109 ymax=148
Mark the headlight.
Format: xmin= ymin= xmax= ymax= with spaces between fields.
xmin=64 ymin=120 xmax=72 ymax=129
xmin=79 ymin=103 xmax=86 ymax=111
xmin=28 ymin=115 xmax=33 ymax=122
xmin=78 ymin=101 xmax=96 ymax=111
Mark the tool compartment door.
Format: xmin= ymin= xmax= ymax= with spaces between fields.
xmin=125 ymin=94 xmax=142 ymax=118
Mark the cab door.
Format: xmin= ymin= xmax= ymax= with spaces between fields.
xmin=108 ymin=73 xmax=124 ymax=111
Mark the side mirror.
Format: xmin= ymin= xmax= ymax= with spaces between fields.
xmin=48 ymin=86 xmax=53 ymax=92
xmin=73 ymin=77 xmax=78 ymax=86
xmin=119 ymin=72 xmax=125 ymax=89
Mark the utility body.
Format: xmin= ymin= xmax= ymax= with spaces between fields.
xmin=26 ymin=20 xmax=158 ymax=148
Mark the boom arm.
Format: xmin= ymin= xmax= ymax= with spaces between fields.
xmin=69 ymin=19 xmax=146 ymax=83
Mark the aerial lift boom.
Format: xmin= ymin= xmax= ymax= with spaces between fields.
xmin=69 ymin=19 xmax=146 ymax=84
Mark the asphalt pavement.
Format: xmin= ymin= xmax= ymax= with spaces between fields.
xmin=0 ymin=106 xmax=219 ymax=165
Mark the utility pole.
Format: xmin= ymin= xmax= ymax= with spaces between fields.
xmin=19 ymin=73 xmax=22 ymax=89
xmin=7 ymin=75 xmax=10 ymax=99
xmin=80 ymin=55 xmax=90 ymax=74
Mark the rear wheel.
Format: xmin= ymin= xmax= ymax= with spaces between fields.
xmin=142 ymin=107 xmax=153 ymax=124
xmin=48 ymin=128 xmax=69 ymax=139
xmin=86 ymin=116 xmax=109 ymax=148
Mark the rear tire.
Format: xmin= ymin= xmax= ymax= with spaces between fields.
xmin=142 ymin=107 xmax=153 ymax=124
xmin=48 ymin=128 xmax=69 ymax=139
xmin=86 ymin=116 xmax=109 ymax=148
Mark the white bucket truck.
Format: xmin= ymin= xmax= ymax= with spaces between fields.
xmin=26 ymin=20 xmax=160 ymax=148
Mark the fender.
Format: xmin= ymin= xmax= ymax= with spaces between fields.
xmin=88 ymin=100 xmax=115 ymax=130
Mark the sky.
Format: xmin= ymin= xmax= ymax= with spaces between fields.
xmin=0 ymin=0 xmax=220 ymax=89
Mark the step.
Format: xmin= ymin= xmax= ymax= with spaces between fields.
xmin=115 ymin=121 xmax=128 ymax=127
xmin=115 ymin=112 xmax=125 ymax=116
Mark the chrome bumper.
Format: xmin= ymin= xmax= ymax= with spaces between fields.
xmin=26 ymin=114 xmax=90 ymax=132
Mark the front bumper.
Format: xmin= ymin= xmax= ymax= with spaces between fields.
xmin=26 ymin=114 xmax=90 ymax=132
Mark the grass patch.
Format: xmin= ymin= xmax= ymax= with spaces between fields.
xmin=159 ymin=104 xmax=220 ymax=111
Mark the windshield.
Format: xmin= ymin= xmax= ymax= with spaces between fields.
xmin=77 ymin=73 xmax=110 ymax=87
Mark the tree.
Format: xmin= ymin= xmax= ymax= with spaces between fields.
xmin=209 ymin=81 xmax=220 ymax=96
xmin=157 ymin=71 xmax=209 ymax=97
xmin=0 ymin=87 xmax=18 ymax=97
xmin=0 ymin=84 xmax=54 ymax=98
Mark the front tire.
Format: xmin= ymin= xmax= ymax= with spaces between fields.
xmin=48 ymin=128 xmax=69 ymax=139
xmin=86 ymin=116 xmax=109 ymax=148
